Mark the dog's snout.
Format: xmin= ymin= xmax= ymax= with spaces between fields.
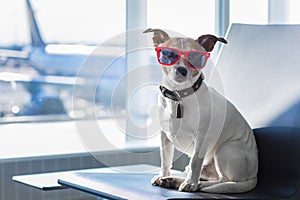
xmin=175 ymin=67 xmax=188 ymax=77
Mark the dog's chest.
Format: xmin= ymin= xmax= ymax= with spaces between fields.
xmin=159 ymin=94 xmax=203 ymax=153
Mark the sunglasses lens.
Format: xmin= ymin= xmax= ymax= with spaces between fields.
xmin=158 ymin=49 xmax=179 ymax=65
xmin=187 ymin=52 xmax=207 ymax=69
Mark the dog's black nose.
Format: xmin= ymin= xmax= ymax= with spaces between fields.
xmin=175 ymin=67 xmax=187 ymax=77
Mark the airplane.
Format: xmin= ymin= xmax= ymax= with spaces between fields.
xmin=0 ymin=0 xmax=127 ymax=118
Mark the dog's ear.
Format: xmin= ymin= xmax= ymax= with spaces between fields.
xmin=196 ymin=34 xmax=227 ymax=52
xmin=143 ymin=28 xmax=170 ymax=46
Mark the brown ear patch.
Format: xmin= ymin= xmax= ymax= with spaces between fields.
xmin=196 ymin=34 xmax=227 ymax=52
xmin=143 ymin=28 xmax=170 ymax=46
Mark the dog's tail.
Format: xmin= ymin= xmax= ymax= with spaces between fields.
xmin=200 ymin=177 xmax=257 ymax=194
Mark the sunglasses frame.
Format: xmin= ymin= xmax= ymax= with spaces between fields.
xmin=155 ymin=46 xmax=210 ymax=70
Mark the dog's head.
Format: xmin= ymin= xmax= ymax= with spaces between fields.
xmin=144 ymin=28 xmax=227 ymax=88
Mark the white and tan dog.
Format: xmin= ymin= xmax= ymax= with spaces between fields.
xmin=144 ymin=28 xmax=258 ymax=193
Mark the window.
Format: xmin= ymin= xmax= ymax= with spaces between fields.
xmin=0 ymin=0 xmax=127 ymax=157
xmin=31 ymin=0 xmax=126 ymax=44
xmin=0 ymin=0 xmax=126 ymax=120
xmin=0 ymin=0 xmax=29 ymax=47
xmin=285 ymin=0 xmax=300 ymax=24
xmin=230 ymin=0 xmax=269 ymax=24
xmin=230 ymin=0 xmax=300 ymax=25
xmin=147 ymin=0 xmax=215 ymax=38
xmin=8 ymin=0 xmax=300 ymax=157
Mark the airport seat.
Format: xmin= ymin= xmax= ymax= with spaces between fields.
xmin=208 ymin=24 xmax=300 ymax=199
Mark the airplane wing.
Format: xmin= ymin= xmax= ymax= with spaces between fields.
xmin=0 ymin=49 xmax=29 ymax=59
xmin=0 ymin=72 xmax=85 ymax=86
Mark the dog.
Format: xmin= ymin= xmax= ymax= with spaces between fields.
xmin=143 ymin=28 xmax=258 ymax=193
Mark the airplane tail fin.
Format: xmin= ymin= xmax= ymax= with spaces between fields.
xmin=26 ymin=0 xmax=45 ymax=47
xmin=200 ymin=178 xmax=257 ymax=194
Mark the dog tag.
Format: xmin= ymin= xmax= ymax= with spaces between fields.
xmin=176 ymin=104 xmax=183 ymax=118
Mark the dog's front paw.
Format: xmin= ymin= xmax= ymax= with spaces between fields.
xmin=178 ymin=180 xmax=198 ymax=192
xmin=159 ymin=177 xmax=182 ymax=188
xmin=151 ymin=175 xmax=162 ymax=186
xmin=151 ymin=176 xmax=183 ymax=189
xmin=151 ymin=175 xmax=175 ymax=188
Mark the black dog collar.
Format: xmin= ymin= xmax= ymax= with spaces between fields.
xmin=159 ymin=73 xmax=204 ymax=118
xmin=159 ymin=73 xmax=204 ymax=101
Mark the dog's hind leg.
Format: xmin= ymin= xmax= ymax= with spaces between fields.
xmin=202 ymin=142 xmax=258 ymax=193
xmin=200 ymin=178 xmax=257 ymax=193
xmin=198 ymin=180 xmax=223 ymax=190
xmin=200 ymin=158 xmax=219 ymax=181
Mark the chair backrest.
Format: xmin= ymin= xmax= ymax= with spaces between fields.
xmin=211 ymin=24 xmax=300 ymax=199
xmin=210 ymin=23 xmax=300 ymax=128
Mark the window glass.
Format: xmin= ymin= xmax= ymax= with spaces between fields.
xmin=0 ymin=0 xmax=126 ymax=122
xmin=0 ymin=1 xmax=129 ymax=158
xmin=147 ymin=0 xmax=215 ymax=38
xmin=31 ymin=0 xmax=126 ymax=44
xmin=0 ymin=0 xmax=29 ymax=47
xmin=286 ymin=0 xmax=300 ymax=23
xmin=230 ymin=0 xmax=269 ymax=24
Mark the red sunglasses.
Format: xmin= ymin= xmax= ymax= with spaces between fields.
xmin=155 ymin=47 xmax=210 ymax=70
